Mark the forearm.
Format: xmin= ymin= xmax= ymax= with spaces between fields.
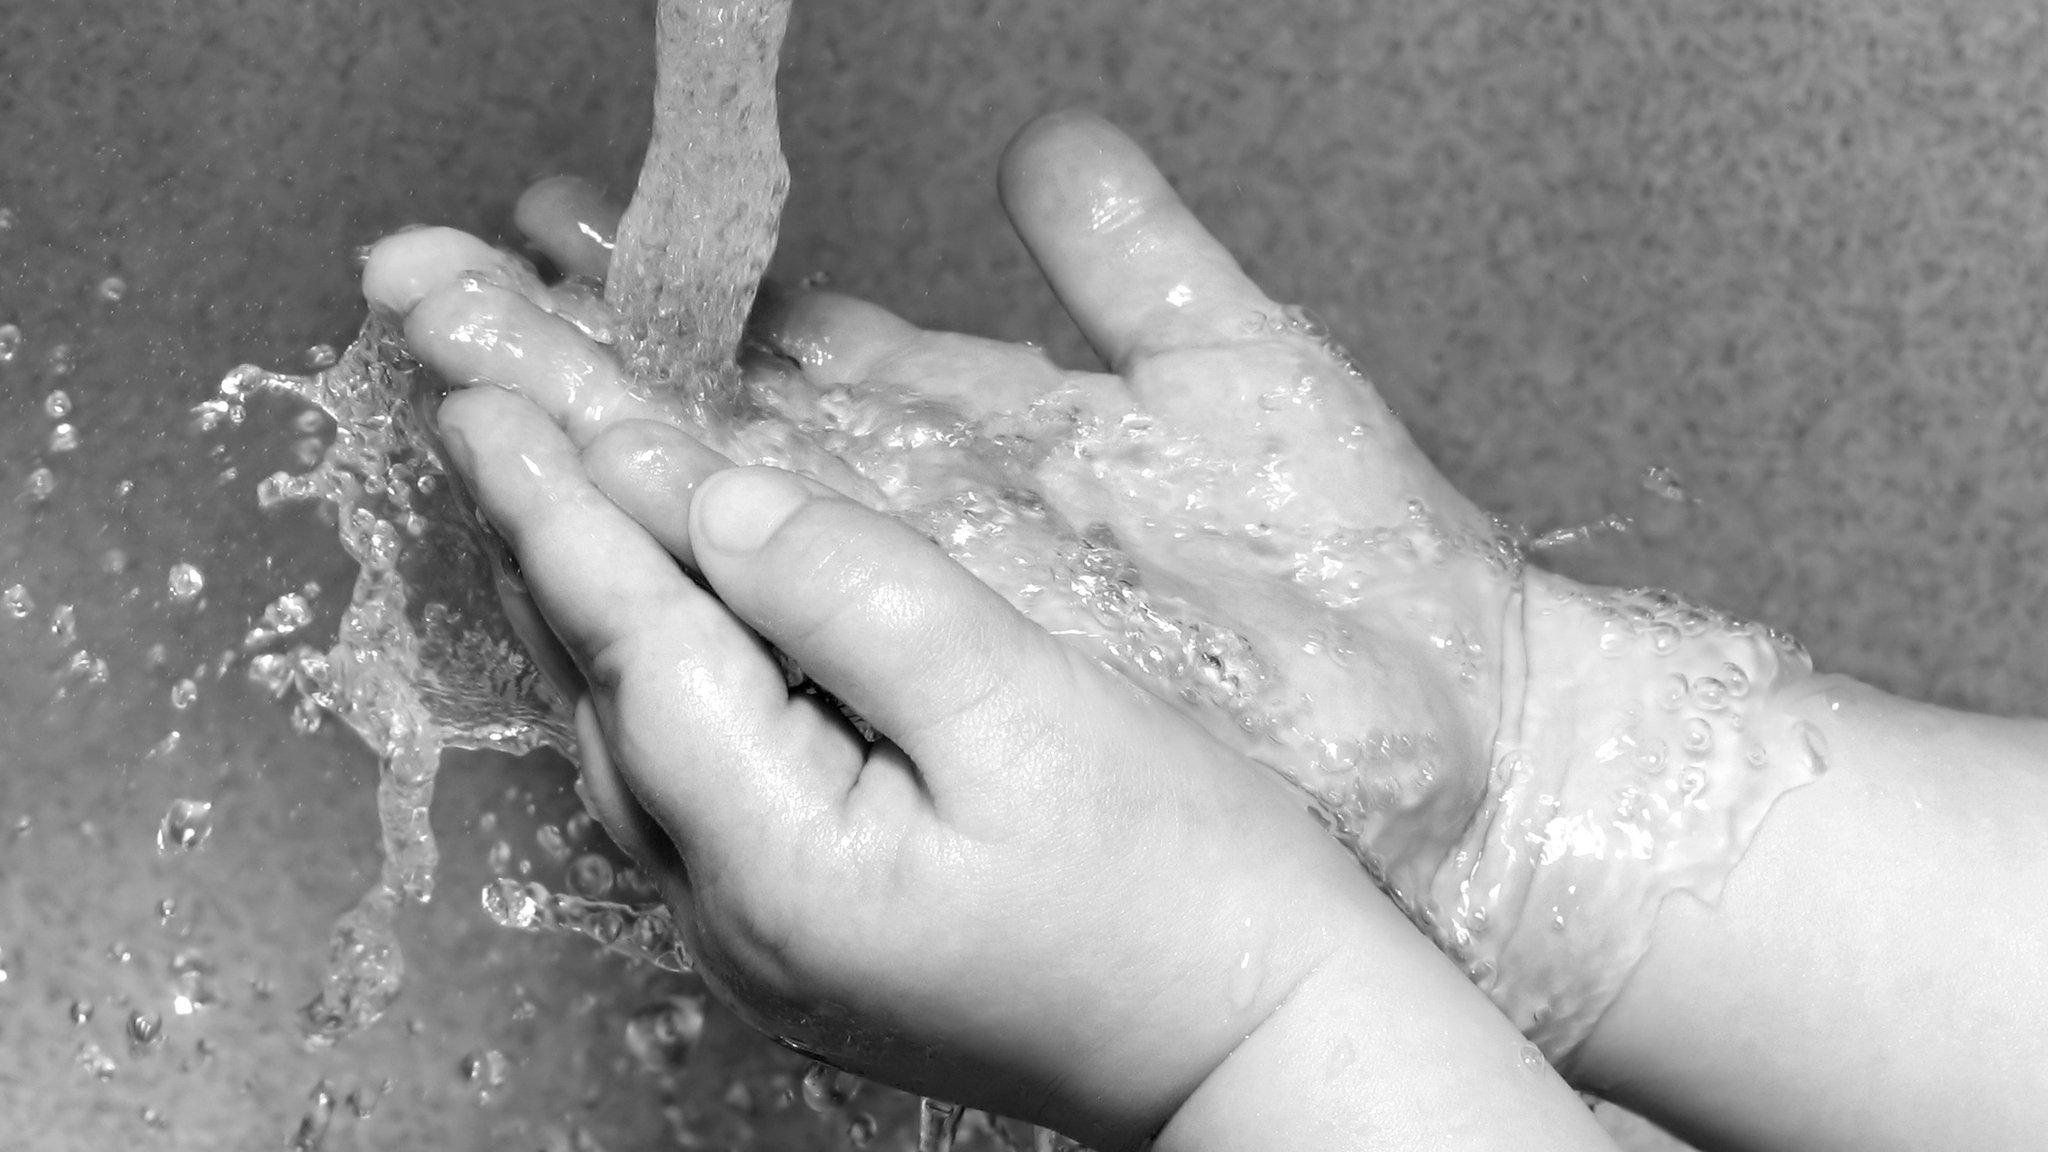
xmin=1576 ymin=676 xmax=2048 ymax=1151
xmin=1158 ymin=891 xmax=1620 ymax=1152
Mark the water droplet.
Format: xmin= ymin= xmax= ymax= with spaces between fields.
xmin=259 ymin=593 xmax=314 ymax=635
xmin=290 ymin=696 xmax=323 ymax=734
xmin=847 ymin=1112 xmax=879 ymax=1147
xmin=0 ymin=208 xmax=15 ymax=233
xmin=459 ymin=1048 xmax=509 ymax=1088
xmin=566 ymin=853 xmax=614 ymax=899
xmin=99 ymin=548 xmax=127 ymax=575
xmin=44 ymin=343 xmax=74 ymax=377
xmin=1645 ymin=623 xmax=1680 ymax=654
xmin=127 ymin=1009 xmax=164 ymax=1051
xmin=47 ymin=423 xmax=77 ymax=453
xmin=624 ymin=995 xmax=706 ymax=1073
xmin=97 ymin=276 xmax=127 ymax=302
xmin=2 ymin=584 xmax=31 ymax=619
xmin=166 ymin=562 xmax=205 ymax=604
xmin=41 ymin=389 xmax=70 ymax=419
xmin=23 ymin=466 xmax=56 ymax=502
xmin=288 ymin=1081 xmax=336 ymax=1152
xmin=156 ymin=799 xmax=214 ymax=853
xmin=140 ymin=1106 xmax=168 ymax=1130
xmin=69 ymin=1000 xmax=94 ymax=1025
xmin=49 ymin=603 xmax=75 ymax=643
xmin=1641 ymin=465 xmax=1687 ymax=502
xmin=0 ymin=323 xmax=19 ymax=362
xmin=1519 ymin=1042 xmax=1546 ymax=1072
xmin=535 ymin=823 xmax=572 ymax=863
xmin=169 ymin=678 xmax=199 ymax=710
xmin=1682 ymin=718 xmax=1713 ymax=754
xmin=305 ymin=344 xmax=339 ymax=370
xmin=801 ymin=1062 xmax=862 ymax=1112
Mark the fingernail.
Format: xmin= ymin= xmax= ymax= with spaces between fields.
xmin=696 ymin=467 xmax=808 ymax=554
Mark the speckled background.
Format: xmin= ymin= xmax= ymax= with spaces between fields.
xmin=2 ymin=0 xmax=2042 ymax=1148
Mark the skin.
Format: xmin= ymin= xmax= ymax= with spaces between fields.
xmin=363 ymin=112 xmax=2048 ymax=1149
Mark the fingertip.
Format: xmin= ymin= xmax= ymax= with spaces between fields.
xmin=692 ymin=466 xmax=813 ymax=558
xmin=515 ymin=176 xmax=622 ymax=282
xmin=997 ymin=109 xmax=1134 ymax=226
xmin=362 ymin=227 xmax=525 ymax=317
xmin=583 ymin=420 xmax=731 ymax=565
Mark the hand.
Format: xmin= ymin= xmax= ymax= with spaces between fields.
xmin=365 ymin=170 xmax=1440 ymax=1151
xmin=368 ymin=112 xmax=1824 ymax=1078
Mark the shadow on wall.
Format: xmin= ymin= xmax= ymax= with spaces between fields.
xmin=1 ymin=1 xmax=2041 ymax=1149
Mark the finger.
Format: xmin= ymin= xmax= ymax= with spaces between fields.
xmin=580 ymin=419 xmax=736 ymax=572
xmin=998 ymin=110 xmax=1279 ymax=373
xmin=755 ymin=288 xmax=1067 ymax=416
xmin=572 ymin=695 xmax=683 ymax=875
xmin=687 ymin=465 xmax=1100 ymax=808
xmin=361 ymin=226 xmax=546 ymax=318
xmin=515 ymin=176 xmax=622 ymax=283
xmin=438 ymin=387 xmax=859 ymax=849
xmin=407 ymin=278 xmax=674 ymax=446
xmin=752 ymin=287 xmax=926 ymax=385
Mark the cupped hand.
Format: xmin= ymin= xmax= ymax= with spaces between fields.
xmin=365 ymin=112 xmax=1793 ymax=1074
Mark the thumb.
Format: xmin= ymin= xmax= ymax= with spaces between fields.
xmin=686 ymin=465 xmax=1105 ymax=810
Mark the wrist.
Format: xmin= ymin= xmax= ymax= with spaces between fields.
xmin=1426 ymin=567 xmax=1829 ymax=1066
xmin=1155 ymin=892 xmax=1619 ymax=1152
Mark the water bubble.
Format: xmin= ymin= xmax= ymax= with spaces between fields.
xmin=1682 ymin=718 xmax=1713 ymax=754
xmin=45 ymin=343 xmax=74 ymax=377
xmin=2 ymin=584 xmax=31 ymax=619
xmin=69 ymin=1000 xmax=94 ymax=1025
xmin=485 ymin=840 xmax=514 ymax=874
xmin=41 ymin=389 xmax=70 ymax=419
xmin=47 ymin=423 xmax=77 ymax=452
xmin=0 ymin=323 xmax=19 ymax=362
xmin=0 ymin=208 xmax=14 ymax=232
xmin=23 ymin=466 xmax=56 ymax=502
xmin=1645 ymin=623 xmax=1680 ymax=654
xmin=156 ymin=799 xmax=214 ymax=853
xmin=1691 ymin=677 xmax=1729 ymax=710
xmin=169 ymin=678 xmax=199 ymax=710
xmin=847 ymin=1113 xmax=879 ymax=1147
xmin=166 ymin=562 xmax=205 ymax=604
xmin=1518 ymin=1042 xmax=1546 ymax=1072
xmin=97 ymin=276 xmax=127 ymax=302
xmin=624 ymin=995 xmax=706 ymax=1073
xmin=246 ymin=653 xmax=294 ymax=697
xmin=99 ymin=548 xmax=128 ymax=574
xmin=140 ymin=1106 xmax=168 ymax=1130
xmin=1722 ymin=662 xmax=1751 ymax=697
xmin=1641 ymin=466 xmax=1687 ymax=502
xmin=261 ymin=593 xmax=314 ymax=634
xmin=127 ymin=1010 xmax=164 ymax=1051
xmin=305 ymin=344 xmax=339 ymax=370
xmin=290 ymin=696 xmax=323 ymax=734
xmin=535 ymin=823 xmax=572 ymax=863
xmin=566 ymin=853 xmax=614 ymax=899
xmin=459 ymin=1048 xmax=509 ymax=1088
